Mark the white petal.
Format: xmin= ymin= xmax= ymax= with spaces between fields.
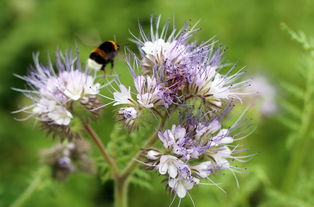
xmin=174 ymin=126 xmax=186 ymax=140
xmin=183 ymin=180 xmax=194 ymax=190
xmin=137 ymin=93 xmax=154 ymax=108
xmin=168 ymin=164 xmax=178 ymax=178
xmin=159 ymin=162 xmax=168 ymax=175
xmin=208 ymin=120 xmax=222 ymax=133
xmin=48 ymin=106 xmax=72 ymax=125
xmin=176 ymin=183 xmax=187 ymax=198
xmin=113 ymin=84 xmax=132 ymax=105
xmin=168 ymin=179 xmax=176 ymax=188
xmin=221 ymin=137 xmax=233 ymax=144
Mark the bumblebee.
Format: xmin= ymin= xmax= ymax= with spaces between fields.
xmin=88 ymin=40 xmax=119 ymax=72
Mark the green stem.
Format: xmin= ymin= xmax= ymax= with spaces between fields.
xmin=9 ymin=167 xmax=47 ymax=207
xmin=114 ymin=177 xmax=129 ymax=207
xmin=282 ymin=61 xmax=314 ymax=193
xmin=121 ymin=118 xmax=167 ymax=179
xmin=82 ymin=120 xmax=120 ymax=176
xmin=112 ymin=115 xmax=167 ymax=207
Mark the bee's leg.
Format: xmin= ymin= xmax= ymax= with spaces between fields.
xmin=110 ymin=60 xmax=114 ymax=69
xmin=101 ymin=65 xmax=107 ymax=73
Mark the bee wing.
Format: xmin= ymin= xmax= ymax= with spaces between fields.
xmin=76 ymin=29 xmax=103 ymax=47
xmin=115 ymin=52 xmax=127 ymax=61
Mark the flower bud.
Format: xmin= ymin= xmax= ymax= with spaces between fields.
xmin=116 ymin=107 xmax=139 ymax=131
xmin=146 ymin=149 xmax=161 ymax=160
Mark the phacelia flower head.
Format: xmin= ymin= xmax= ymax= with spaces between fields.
xmin=111 ymin=15 xmax=250 ymax=125
xmin=142 ymin=108 xmax=253 ymax=199
xmin=13 ymin=49 xmax=108 ymax=139
xmin=41 ymin=139 xmax=94 ymax=180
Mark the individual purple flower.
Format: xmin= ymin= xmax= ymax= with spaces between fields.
xmin=134 ymin=75 xmax=164 ymax=108
xmin=195 ymin=119 xmax=221 ymax=139
xmin=208 ymin=129 xmax=234 ymax=147
xmin=158 ymin=155 xmax=182 ymax=178
xmin=187 ymin=59 xmax=250 ymax=108
xmin=168 ymin=176 xmax=198 ymax=199
xmin=158 ymin=124 xmax=205 ymax=160
xmin=158 ymin=124 xmax=186 ymax=149
xmin=208 ymin=146 xmax=234 ymax=169
xmin=140 ymin=38 xmax=174 ymax=69
xmin=191 ymin=161 xmax=215 ymax=178
xmin=58 ymin=156 xmax=72 ymax=167
xmin=112 ymin=75 xmax=165 ymax=110
xmin=152 ymin=154 xmax=200 ymax=199
xmin=113 ymin=84 xmax=134 ymax=106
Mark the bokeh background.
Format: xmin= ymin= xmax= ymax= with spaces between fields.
xmin=1 ymin=0 xmax=314 ymax=206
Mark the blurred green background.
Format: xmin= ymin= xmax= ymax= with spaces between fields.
xmin=1 ymin=0 xmax=314 ymax=206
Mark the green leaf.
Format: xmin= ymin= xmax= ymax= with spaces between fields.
xmin=280 ymin=81 xmax=304 ymax=100
xmin=277 ymin=116 xmax=299 ymax=131
xmin=285 ymin=133 xmax=297 ymax=149
xmin=96 ymin=156 xmax=112 ymax=183
xmin=130 ymin=168 xmax=153 ymax=190
xmin=281 ymin=23 xmax=313 ymax=51
xmin=264 ymin=188 xmax=313 ymax=207
xmin=280 ymin=100 xmax=302 ymax=119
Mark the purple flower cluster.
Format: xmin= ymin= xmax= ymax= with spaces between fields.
xmin=41 ymin=139 xmax=94 ymax=180
xmin=112 ymin=17 xmax=249 ymax=131
xmin=13 ymin=50 xmax=108 ymax=139
xmin=143 ymin=115 xmax=249 ymax=199
xmin=13 ymin=50 xmax=106 ymax=125
xmin=110 ymin=16 xmax=252 ymax=200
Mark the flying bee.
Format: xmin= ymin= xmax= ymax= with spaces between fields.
xmin=87 ymin=40 xmax=119 ymax=72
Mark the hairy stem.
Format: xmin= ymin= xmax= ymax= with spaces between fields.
xmin=121 ymin=118 xmax=166 ymax=179
xmin=82 ymin=120 xmax=120 ymax=176
xmin=9 ymin=167 xmax=48 ymax=207
xmin=114 ymin=176 xmax=129 ymax=207
xmin=112 ymin=116 xmax=167 ymax=207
